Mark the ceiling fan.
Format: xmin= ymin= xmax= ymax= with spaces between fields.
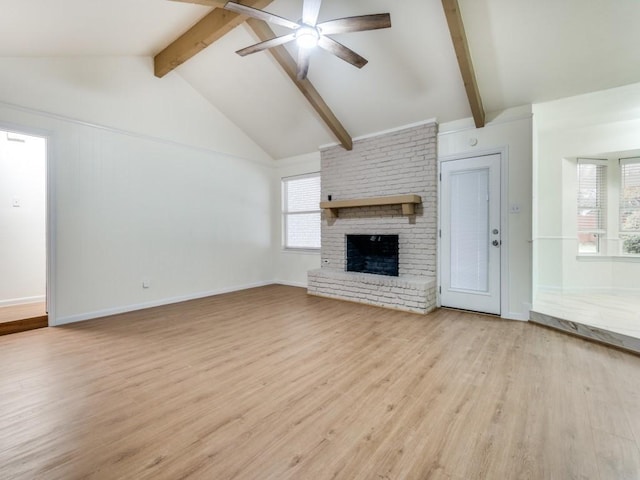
xmin=224 ymin=0 xmax=391 ymax=80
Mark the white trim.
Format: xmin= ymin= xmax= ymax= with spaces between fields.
xmin=0 ymin=121 xmax=55 ymax=324
xmin=274 ymin=280 xmax=307 ymax=288
xmin=500 ymin=147 xmax=511 ymax=320
xmin=577 ymin=255 xmax=640 ymax=263
xmin=435 ymin=159 xmax=441 ymax=308
xmin=439 ymin=146 xmax=508 ymax=163
xmin=535 ymin=236 xmax=577 ymax=240
xmin=281 ymin=248 xmax=320 ymax=255
xmin=46 ymin=132 xmax=56 ymax=323
xmin=54 ymin=281 xmax=273 ymax=326
xmin=318 ymin=118 xmax=438 ymax=151
xmin=281 ymin=171 xmax=320 ymax=181
xmin=0 ymin=296 xmax=46 ymax=307
xmin=577 ymin=157 xmax=608 ymax=166
xmin=0 ymin=99 xmax=274 ymax=167
xmin=437 ymin=147 xmax=511 ymax=319
xmin=537 ymin=286 xmax=640 ymax=295
xmin=503 ymin=311 xmax=530 ymax=321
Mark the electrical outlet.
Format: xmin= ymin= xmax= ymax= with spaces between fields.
xmin=12 ymin=197 xmax=20 ymax=207
xmin=510 ymin=203 xmax=521 ymax=214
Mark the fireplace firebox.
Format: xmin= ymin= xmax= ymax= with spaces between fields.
xmin=346 ymin=234 xmax=399 ymax=277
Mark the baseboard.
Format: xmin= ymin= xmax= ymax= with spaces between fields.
xmin=503 ymin=311 xmax=530 ymax=322
xmin=274 ymin=280 xmax=308 ymax=288
xmin=535 ymin=286 xmax=563 ymax=293
xmin=0 ymin=296 xmax=46 ymax=308
xmin=537 ymin=286 xmax=640 ymax=295
xmin=53 ymin=281 xmax=273 ymax=326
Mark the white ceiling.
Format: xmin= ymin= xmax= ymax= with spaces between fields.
xmin=463 ymin=0 xmax=640 ymax=113
xmin=1 ymin=0 xmax=639 ymax=159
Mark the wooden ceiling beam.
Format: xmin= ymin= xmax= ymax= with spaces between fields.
xmin=441 ymin=0 xmax=485 ymax=128
xmin=155 ymin=0 xmax=275 ymax=78
xmin=246 ymin=19 xmax=353 ymax=151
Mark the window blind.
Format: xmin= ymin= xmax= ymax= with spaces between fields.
xmin=577 ymin=159 xmax=607 ymax=253
xmin=619 ymin=157 xmax=640 ymax=254
xmin=282 ymin=174 xmax=321 ymax=249
xmin=619 ymin=158 xmax=640 ymax=232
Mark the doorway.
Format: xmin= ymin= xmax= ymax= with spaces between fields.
xmin=0 ymin=129 xmax=48 ymax=335
xmin=440 ymin=153 xmax=501 ymax=315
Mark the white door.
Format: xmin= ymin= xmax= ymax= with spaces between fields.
xmin=440 ymin=154 xmax=501 ymax=314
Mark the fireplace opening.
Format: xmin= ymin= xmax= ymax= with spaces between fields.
xmin=346 ymin=234 xmax=399 ymax=277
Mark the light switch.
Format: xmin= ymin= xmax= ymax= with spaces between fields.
xmin=12 ymin=197 xmax=20 ymax=207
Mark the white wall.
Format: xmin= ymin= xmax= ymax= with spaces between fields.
xmin=0 ymin=132 xmax=46 ymax=305
xmin=272 ymin=152 xmax=321 ymax=287
xmin=439 ymin=106 xmax=533 ymax=320
xmin=0 ymin=57 xmax=271 ymax=163
xmin=0 ymin=56 xmax=275 ymax=324
xmin=533 ymin=82 xmax=640 ymax=295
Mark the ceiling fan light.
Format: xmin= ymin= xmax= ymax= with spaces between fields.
xmin=295 ymin=26 xmax=319 ymax=49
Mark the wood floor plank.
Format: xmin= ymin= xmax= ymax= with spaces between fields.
xmin=1 ymin=285 xmax=638 ymax=479
xmin=592 ymin=429 xmax=640 ymax=480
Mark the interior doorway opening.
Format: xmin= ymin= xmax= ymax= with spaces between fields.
xmin=532 ymin=149 xmax=640 ymax=350
xmin=0 ymin=129 xmax=48 ymax=335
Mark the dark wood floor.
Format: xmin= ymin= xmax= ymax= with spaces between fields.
xmin=0 ymin=301 xmax=47 ymax=335
xmin=0 ymin=285 xmax=638 ymax=479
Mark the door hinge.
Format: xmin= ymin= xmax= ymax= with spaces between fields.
xmin=439 ymin=173 xmax=442 ymax=181
xmin=439 ymin=286 xmax=441 ymax=294
xmin=439 ymin=229 xmax=441 ymax=238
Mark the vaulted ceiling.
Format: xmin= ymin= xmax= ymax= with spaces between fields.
xmin=1 ymin=0 xmax=640 ymax=159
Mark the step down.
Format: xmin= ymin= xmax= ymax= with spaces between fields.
xmin=0 ymin=315 xmax=48 ymax=336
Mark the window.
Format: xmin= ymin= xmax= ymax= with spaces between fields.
xmin=577 ymin=159 xmax=607 ymax=254
xmin=620 ymin=157 xmax=640 ymax=255
xmin=282 ymin=173 xmax=321 ymax=250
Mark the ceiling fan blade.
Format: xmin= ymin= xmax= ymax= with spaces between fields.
xmin=317 ymin=13 xmax=391 ymax=35
xmin=317 ymin=36 xmax=368 ymax=69
xmin=302 ymin=0 xmax=322 ymax=26
xmin=224 ymin=2 xmax=299 ymax=30
xmin=297 ymin=48 xmax=311 ymax=80
xmin=236 ymin=33 xmax=296 ymax=56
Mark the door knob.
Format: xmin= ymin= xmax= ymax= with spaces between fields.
xmin=492 ymin=240 xmax=500 ymax=247
xmin=492 ymin=229 xmax=499 ymax=235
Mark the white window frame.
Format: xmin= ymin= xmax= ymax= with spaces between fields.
xmin=577 ymin=158 xmax=607 ymax=255
xmin=281 ymin=172 xmax=321 ymax=251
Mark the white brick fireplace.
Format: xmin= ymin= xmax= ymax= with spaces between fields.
xmin=307 ymin=122 xmax=438 ymax=314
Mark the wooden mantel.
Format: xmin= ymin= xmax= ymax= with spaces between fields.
xmin=320 ymin=194 xmax=422 ymax=219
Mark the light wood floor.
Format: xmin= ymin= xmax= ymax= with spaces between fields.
xmin=1 ymin=285 xmax=639 ymax=480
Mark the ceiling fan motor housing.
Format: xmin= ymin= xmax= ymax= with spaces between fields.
xmin=223 ymin=0 xmax=391 ymax=80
